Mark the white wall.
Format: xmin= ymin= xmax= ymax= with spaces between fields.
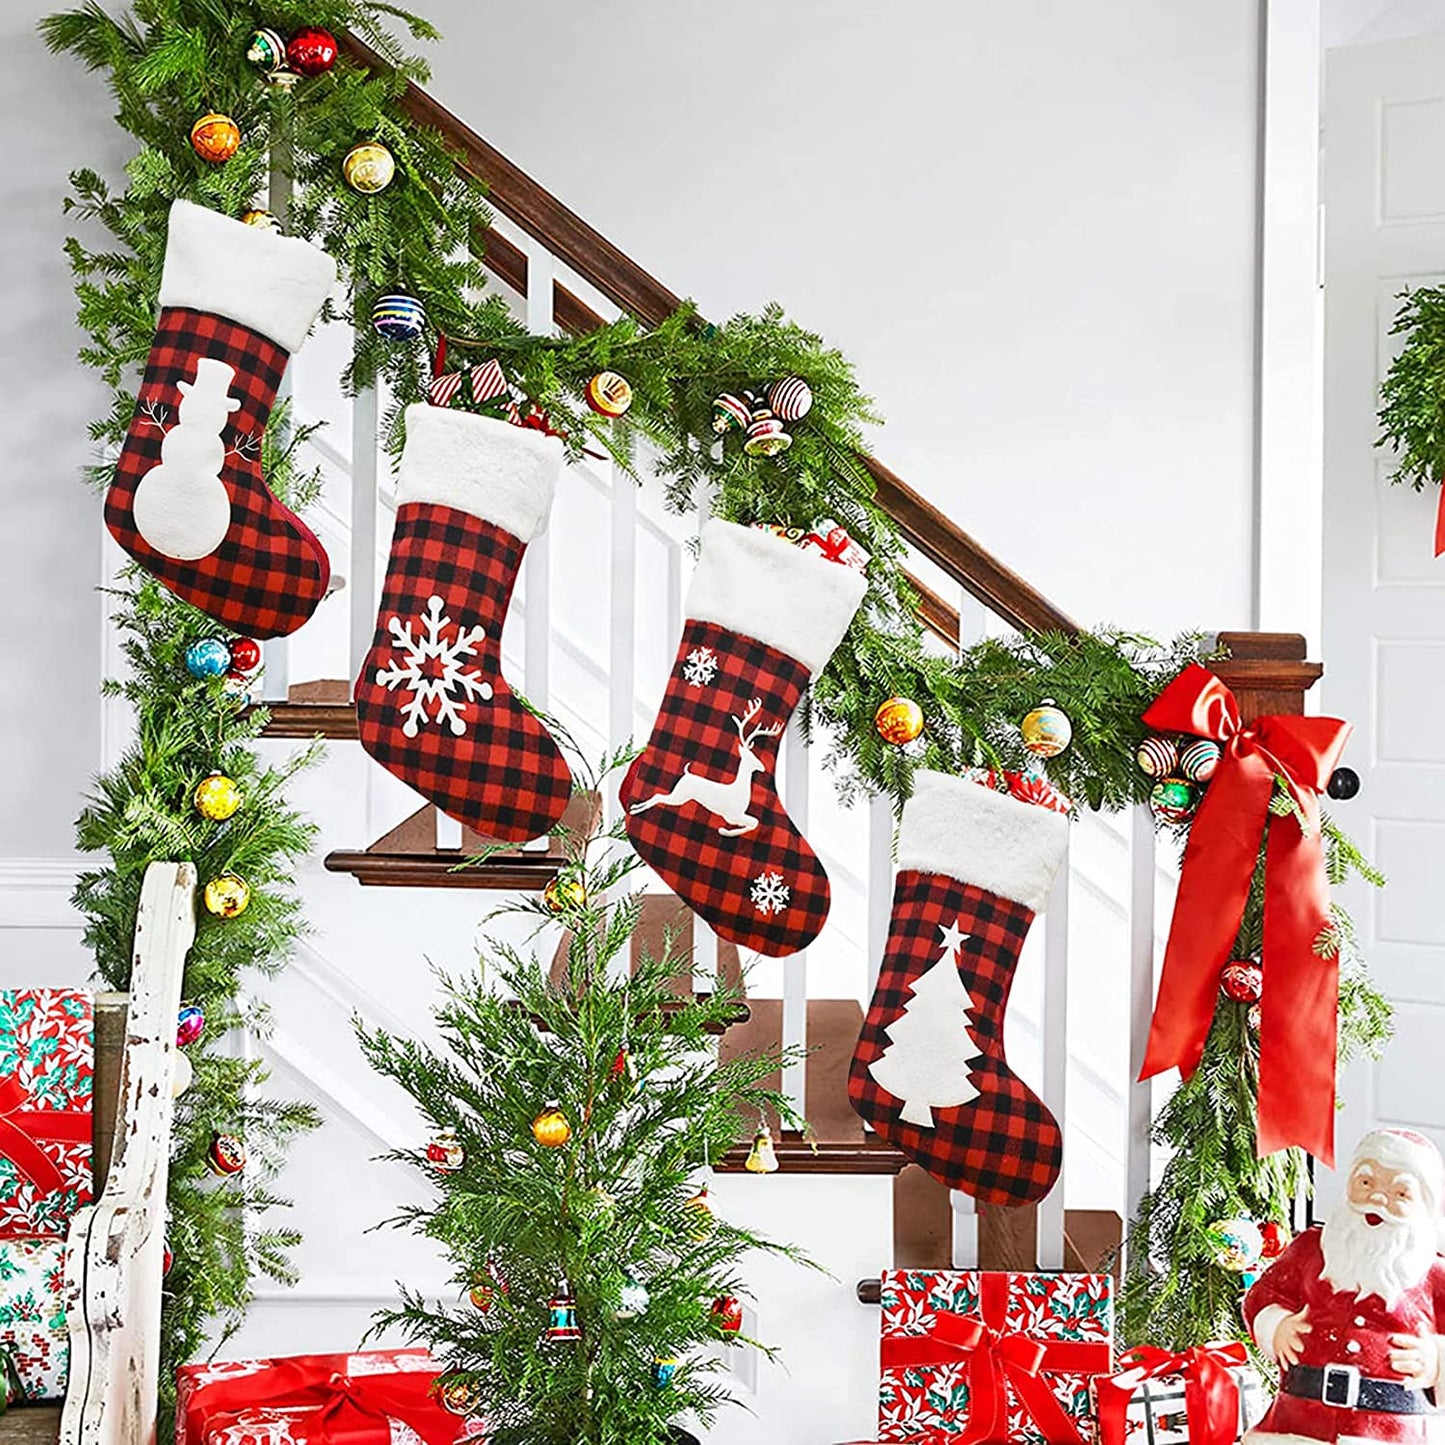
xmin=1325 ymin=0 xmax=1445 ymax=44
xmin=423 ymin=0 xmax=1264 ymax=639
xmin=0 ymin=0 xmax=124 ymax=871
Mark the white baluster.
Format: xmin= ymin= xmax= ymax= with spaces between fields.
xmin=780 ymin=721 xmax=810 ymax=1120
xmin=348 ymin=385 xmax=379 ymax=685
xmin=523 ymin=245 xmax=554 ymax=725
xmin=1125 ymin=804 xmax=1157 ymax=1253
xmin=609 ymin=461 xmax=637 ymax=797
xmin=434 ymin=809 xmax=463 ymax=852
xmin=1037 ymin=838 xmax=1071 ymax=1269
xmin=866 ymin=794 xmax=893 ymax=996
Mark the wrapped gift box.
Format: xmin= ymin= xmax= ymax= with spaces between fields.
xmin=0 ymin=989 xmax=94 ymax=1240
xmin=0 ymin=1236 xmax=69 ymax=1400
xmin=1094 ymin=1349 xmax=1266 ymax=1445
xmin=177 ymin=1348 xmax=481 ymax=1445
xmin=878 ymin=1269 xmax=1114 ymax=1443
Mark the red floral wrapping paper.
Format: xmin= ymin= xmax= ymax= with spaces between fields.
xmin=0 ymin=1236 xmax=70 ymax=1400
xmin=878 ymin=1269 xmax=1114 ymax=1443
xmin=176 ymin=1349 xmax=481 ymax=1445
xmin=0 ymin=989 xmax=93 ymax=1240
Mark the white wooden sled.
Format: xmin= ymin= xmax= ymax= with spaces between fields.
xmin=6 ymin=862 xmax=198 ymax=1445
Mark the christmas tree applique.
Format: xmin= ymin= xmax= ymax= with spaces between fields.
xmin=868 ymin=918 xmax=982 ymax=1127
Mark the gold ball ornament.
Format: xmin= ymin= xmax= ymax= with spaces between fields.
xmin=544 ymin=875 xmax=587 ymax=913
xmin=874 ymin=696 xmax=924 ymax=746
xmin=1020 ymin=699 xmax=1073 ymax=758
xmin=203 ymin=873 xmax=251 ymax=919
xmin=190 ymin=113 xmax=241 ymax=165
xmin=240 ymin=208 xmax=282 ymax=232
xmin=343 ymin=142 xmax=396 ymax=194
xmin=194 ymin=772 xmax=241 ymax=822
xmin=531 ymin=1104 xmax=572 ymax=1149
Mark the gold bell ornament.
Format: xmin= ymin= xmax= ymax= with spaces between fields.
xmin=744 ymin=1123 xmax=780 ymax=1174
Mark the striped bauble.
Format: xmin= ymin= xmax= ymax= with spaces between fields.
xmin=1178 ymin=738 xmax=1222 ymax=784
xmin=712 ymin=393 xmax=751 ymax=435
xmin=1136 ymin=734 xmax=1179 ymax=779
xmin=767 ymin=376 xmax=813 ymax=422
xmin=372 ymin=294 xmax=426 ymax=342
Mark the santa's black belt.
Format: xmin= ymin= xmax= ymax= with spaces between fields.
xmin=1284 ymin=1365 xmax=1429 ymax=1413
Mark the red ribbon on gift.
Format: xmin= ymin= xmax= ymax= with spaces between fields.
xmin=184 ymin=1357 xmax=462 ymax=1445
xmin=0 ymin=1077 xmax=89 ymax=1200
xmin=1137 ymin=664 xmax=1352 ymax=1165
xmin=881 ymin=1273 xmax=1110 ymax=1445
xmin=1095 ymin=1342 xmax=1248 ymax=1445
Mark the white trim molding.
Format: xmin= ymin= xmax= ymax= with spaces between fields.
xmin=0 ymin=858 xmax=84 ymax=929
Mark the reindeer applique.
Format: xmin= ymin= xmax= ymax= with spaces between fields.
xmin=628 ymin=697 xmax=783 ymax=837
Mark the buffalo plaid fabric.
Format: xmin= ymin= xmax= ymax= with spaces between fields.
xmin=104 ymin=307 xmax=330 ymax=638
xmin=621 ymin=620 xmax=829 ymax=957
xmin=354 ymin=502 xmax=572 ymax=843
xmin=849 ymin=869 xmax=1063 ymax=1205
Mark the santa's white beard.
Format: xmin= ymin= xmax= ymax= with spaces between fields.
xmin=1319 ymin=1197 xmax=1437 ymax=1306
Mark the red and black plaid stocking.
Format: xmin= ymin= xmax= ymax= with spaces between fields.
xmin=621 ymin=520 xmax=865 ymax=956
xmin=104 ymin=201 xmax=337 ymax=638
xmin=354 ymin=405 xmax=573 ymax=844
xmin=849 ymin=771 xmax=1070 ymax=1205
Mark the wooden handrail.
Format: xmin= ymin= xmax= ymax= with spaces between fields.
xmin=340 ymin=33 xmax=1077 ymax=638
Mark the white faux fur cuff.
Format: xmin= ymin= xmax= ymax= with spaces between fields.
xmin=687 ymin=519 xmax=867 ymax=676
xmin=397 ymin=405 xmax=562 ymax=542
xmin=158 ymin=200 xmax=336 ymax=354
xmin=1251 ymin=1304 xmax=1289 ymax=1362
xmin=897 ymin=769 xmax=1069 ymax=913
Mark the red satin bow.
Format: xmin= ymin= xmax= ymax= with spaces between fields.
xmin=881 ymin=1273 xmax=1110 ymax=1444
xmin=185 ymin=1358 xmax=461 ymax=1445
xmin=1095 ymin=1342 xmax=1248 ymax=1445
xmin=1138 ymin=664 xmax=1352 ymax=1164
xmin=0 ymin=1076 xmax=90 ymax=1200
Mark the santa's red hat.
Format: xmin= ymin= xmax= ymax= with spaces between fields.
xmin=1352 ymin=1128 xmax=1445 ymax=1214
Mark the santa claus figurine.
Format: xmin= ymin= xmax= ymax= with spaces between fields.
xmin=1245 ymin=1128 xmax=1445 ymax=1444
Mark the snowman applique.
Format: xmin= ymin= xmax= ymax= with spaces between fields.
xmin=132 ymin=356 xmax=240 ymax=561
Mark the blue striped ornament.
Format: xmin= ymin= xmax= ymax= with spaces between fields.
xmin=372 ymin=294 xmax=427 ymax=342
xmin=1136 ymin=734 xmax=1179 ymax=779
xmin=767 ymin=375 xmax=813 ymax=422
xmin=1178 ymin=737 xmax=1222 ymax=783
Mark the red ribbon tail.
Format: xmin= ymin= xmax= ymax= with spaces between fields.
xmin=1257 ymin=789 xmax=1338 ymax=1165
xmin=1435 ymin=483 xmax=1445 ymax=557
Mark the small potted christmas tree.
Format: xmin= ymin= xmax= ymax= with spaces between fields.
xmin=358 ymin=747 xmax=811 ymax=1445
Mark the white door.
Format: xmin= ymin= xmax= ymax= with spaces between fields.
xmin=1323 ymin=35 xmax=1445 ymax=1195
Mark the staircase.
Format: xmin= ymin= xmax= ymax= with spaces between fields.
xmin=203 ymin=35 xmax=1326 ymax=1427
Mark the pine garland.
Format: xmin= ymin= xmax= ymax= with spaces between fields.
xmin=359 ymin=747 xmax=811 ymax=1445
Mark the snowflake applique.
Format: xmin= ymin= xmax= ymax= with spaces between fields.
xmin=682 ymin=645 xmax=719 ymax=688
xmin=374 ymin=595 xmax=493 ymax=738
xmin=750 ymin=869 xmax=790 ymax=916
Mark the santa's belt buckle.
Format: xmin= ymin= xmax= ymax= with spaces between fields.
xmin=1322 ymin=1364 xmax=1362 ymax=1408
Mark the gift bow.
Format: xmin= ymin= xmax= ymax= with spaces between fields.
xmin=1095 ymin=1342 xmax=1248 ymax=1445
xmin=0 ymin=1076 xmax=90 ymax=1200
xmin=880 ymin=1273 xmax=1109 ymax=1445
xmin=185 ymin=1358 xmax=461 ymax=1445
xmin=1137 ymin=664 xmax=1352 ymax=1164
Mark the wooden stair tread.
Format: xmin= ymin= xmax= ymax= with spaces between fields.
xmin=3 ymin=1404 xmax=61 ymax=1443
xmin=325 ymin=793 xmax=600 ymax=889
xmin=716 ymin=1131 xmax=911 ymax=1175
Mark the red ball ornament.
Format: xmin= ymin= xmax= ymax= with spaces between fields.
xmin=710 ymin=1294 xmax=744 ymax=1334
xmin=228 ymin=637 xmax=263 ymax=674
xmin=285 ymin=27 xmax=338 ymax=77
xmin=1219 ymin=959 xmax=1263 ymax=1004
